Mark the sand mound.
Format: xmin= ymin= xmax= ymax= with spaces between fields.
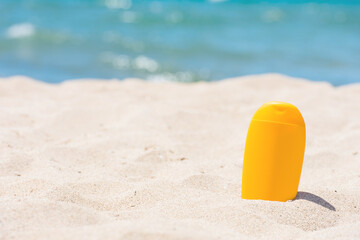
xmin=0 ymin=74 xmax=359 ymax=239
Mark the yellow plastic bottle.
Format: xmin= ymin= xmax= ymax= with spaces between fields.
xmin=241 ymin=101 xmax=306 ymax=202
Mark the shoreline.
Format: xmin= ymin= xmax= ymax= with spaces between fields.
xmin=2 ymin=73 xmax=360 ymax=89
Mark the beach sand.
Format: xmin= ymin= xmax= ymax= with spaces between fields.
xmin=0 ymin=74 xmax=359 ymax=239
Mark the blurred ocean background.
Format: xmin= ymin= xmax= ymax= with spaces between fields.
xmin=0 ymin=0 xmax=359 ymax=85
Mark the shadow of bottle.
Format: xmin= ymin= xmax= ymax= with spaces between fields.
xmin=295 ymin=191 xmax=336 ymax=211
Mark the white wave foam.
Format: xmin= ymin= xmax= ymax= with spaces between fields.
xmin=147 ymin=72 xmax=193 ymax=82
xmin=133 ymin=55 xmax=159 ymax=72
xmin=101 ymin=52 xmax=130 ymax=69
xmin=101 ymin=53 xmax=158 ymax=72
xmin=104 ymin=0 xmax=131 ymax=9
xmin=6 ymin=22 xmax=35 ymax=39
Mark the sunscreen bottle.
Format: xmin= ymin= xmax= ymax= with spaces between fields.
xmin=241 ymin=101 xmax=306 ymax=202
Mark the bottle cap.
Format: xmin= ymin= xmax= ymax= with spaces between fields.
xmin=252 ymin=101 xmax=305 ymax=127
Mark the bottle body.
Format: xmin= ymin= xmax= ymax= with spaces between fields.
xmin=241 ymin=102 xmax=306 ymax=202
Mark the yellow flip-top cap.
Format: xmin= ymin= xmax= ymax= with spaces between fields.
xmin=252 ymin=101 xmax=305 ymax=127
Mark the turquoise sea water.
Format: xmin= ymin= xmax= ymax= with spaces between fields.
xmin=1 ymin=0 xmax=359 ymax=85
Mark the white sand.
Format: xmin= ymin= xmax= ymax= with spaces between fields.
xmin=0 ymin=74 xmax=359 ymax=239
